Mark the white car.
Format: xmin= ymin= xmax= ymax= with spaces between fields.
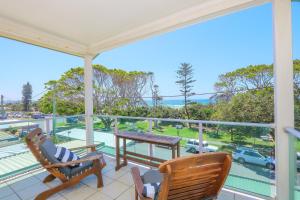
xmin=186 ymin=139 xmax=218 ymax=153
xmin=260 ymin=135 xmax=273 ymax=142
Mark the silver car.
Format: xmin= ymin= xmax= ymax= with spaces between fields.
xmin=233 ymin=148 xmax=275 ymax=170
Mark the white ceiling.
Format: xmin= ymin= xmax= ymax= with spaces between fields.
xmin=0 ymin=0 xmax=268 ymax=57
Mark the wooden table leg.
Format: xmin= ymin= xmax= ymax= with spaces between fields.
xmin=123 ymin=138 xmax=127 ymax=166
xmin=115 ymin=136 xmax=120 ymax=171
xmin=177 ymin=143 xmax=180 ymax=158
xmin=172 ymin=146 xmax=175 ymax=159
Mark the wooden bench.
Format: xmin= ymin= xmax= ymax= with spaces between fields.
xmin=115 ymin=132 xmax=181 ymax=171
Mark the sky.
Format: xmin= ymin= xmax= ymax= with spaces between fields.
xmin=0 ymin=2 xmax=299 ymax=101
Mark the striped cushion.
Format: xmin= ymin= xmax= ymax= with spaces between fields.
xmin=54 ymin=146 xmax=82 ymax=167
xmin=142 ymin=183 xmax=160 ymax=199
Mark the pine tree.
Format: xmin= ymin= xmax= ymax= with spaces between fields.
xmin=22 ymin=82 xmax=32 ymax=111
xmin=152 ymin=84 xmax=162 ymax=108
xmin=176 ymin=63 xmax=196 ymax=120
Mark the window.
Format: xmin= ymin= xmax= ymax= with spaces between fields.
xmin=251 ymin=152 xmax=262 ymax=158
xmin=244 ymin=151 xmax=262 ymax=158
xmin=244 ymin=151 xmax=253 ymax=156
xmin=235 ymin=149 xmax=242 ymax=154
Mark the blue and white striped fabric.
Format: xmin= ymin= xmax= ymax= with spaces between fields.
xmin=142 ymin=183 xmax=160 ymax=199
xmin=54 ymin=146 xmax=82 ymax=167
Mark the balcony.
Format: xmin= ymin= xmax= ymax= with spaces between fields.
xmin=2 ymin=154 xmax=263 ymax=200
xmin=0 ymin=0 xmax=296 ymax=199
xmin=0 ymin=115 xmax=287 ymax=200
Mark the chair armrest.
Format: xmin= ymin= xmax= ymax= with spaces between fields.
xmin=131 ymin=167 xmax=146 ymax=199
xmin=69 ymin=144 xmax=97 ymax=151
xmin=45 ymin=154 xmax=102 ymax=168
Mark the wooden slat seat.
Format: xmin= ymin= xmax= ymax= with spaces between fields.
xmin=131 ymin=152 xmax=232 ymax=200
xmin=25 ymin=128 xmax=106 ymax=200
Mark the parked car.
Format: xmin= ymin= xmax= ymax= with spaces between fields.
xmin=296 ymin=152 xmax=300 ymax=172
xmin=66 ymin=117 xmax=78 ymax=124
xmin=185 ymin=139 xmax=218 ymax=153
xmin=32 ymin=113 xmax=45 ymax=119
xmin=19 ymin=128 xmax=36 ymax=137
xmin=233 ymin=147 xmax=275 ymax=170
xmin=260 ymin=134 xmax=273 ymax=141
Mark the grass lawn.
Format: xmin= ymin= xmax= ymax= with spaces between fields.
xmin=54 ymin=119 xmax=277 ymax=153
xmin=115 ymin=120 xmax=275 ymax=153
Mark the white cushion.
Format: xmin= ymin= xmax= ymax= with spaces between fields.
xmin=54 ymin=146 xmax=82 ymax=167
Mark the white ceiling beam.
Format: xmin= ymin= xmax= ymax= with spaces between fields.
xmin=89 ymin=0 xmax=270 ymax=54
xmin=0 ymin=17 xmax=88 ymax=57
xmin=0 ymin=0 xmax=270 ymax=56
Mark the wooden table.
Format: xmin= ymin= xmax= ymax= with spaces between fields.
xmin=115 ymin=132 xmax=181 ymax=171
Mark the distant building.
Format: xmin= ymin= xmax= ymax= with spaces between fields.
xmin=0 ymin=95 xmax=7 ymax=120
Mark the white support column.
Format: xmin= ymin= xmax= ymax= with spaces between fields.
xmin=114 ymin=117 xmax=118 ymax=134
xmin=198 ymin=123 xmax=203 ymax=153
xmin=273 ymin=1 xmax=294 ymax=199
xmin=148 ymin=119 xmax=153 ymax=157
xmin=44 ymin=117 xmax=51 ymax=136
xmin=84 ymin=55 xmax=94 ymax=145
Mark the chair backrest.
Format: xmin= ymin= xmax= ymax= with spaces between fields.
xmin=25 ymin=128 xmax=73 ymax=181
xmin=25 ymin=128 xmax=49 ymax=166
xmin=158 ymin=152 xmax=232 ymax=200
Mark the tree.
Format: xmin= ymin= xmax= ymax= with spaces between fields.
xmin=212 ymin=89 xmax=274 ymax=123
xmin=211 ymin=64 xmax=273 ymax=102
xmin=211 ymin=60 xmax=300 ymax=126
xmin=39 ymin=65 xmax=152 ymax=116
xmin=152 ymin=85 xmax=162 ymax=107
xmin=210 ymin=64 xmax=277 ymax=142
xmin=149 ymin=72 xmax=163 ymax=127
xmin=188 ymin=103 xmax=214 ymax=120
xmin=211 ymin=69 xmax=275 ymax=142
xmin=175 ymin=63 xmax=196 ymax=120
xmin=22 ymin=82 xmax=32 ymax=111
xmin=149 ymin=73 xmax=162 ymax=108
xmin=99 ymin=116 xmax=114 ymax=130
xmin=0 ymin=95 xmax=4 ymax=116
xmin=10 ymin=103 xmax=23 ymax=111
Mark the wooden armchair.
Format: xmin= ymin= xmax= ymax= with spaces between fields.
xmin=131 ymin=152 xmax=232 ymax=200
xmin=25 ymin=128 xmax=106 ymax=200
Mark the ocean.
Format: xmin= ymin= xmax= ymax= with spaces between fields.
xmin=145 ymin=99 xmax=211 ymax=108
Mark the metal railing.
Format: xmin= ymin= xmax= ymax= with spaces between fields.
xmin=286 ymin=127 xmax=300 ymax=139
xmin=97 ymin=114 xmax=274 ymax=155
xmin=97 ymin=114 xmax=274 ymax=127
xmin=285 ymin=127 xmax=300 ymax=200
xmin=95 ymin=114 xmax=276 ymax=198
xmin=0 ymin=114 xmax=276 ymax=198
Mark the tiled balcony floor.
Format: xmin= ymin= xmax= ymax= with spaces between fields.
xmin=0 ymin=155 xmax=150 ymax=200
xmin=0 ymin=155 xmax=263 ymax=200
